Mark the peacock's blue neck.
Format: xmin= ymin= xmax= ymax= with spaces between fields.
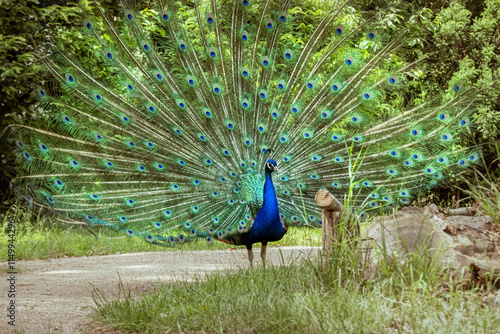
xmin=262 ymin=169 xmax=279 ymax=211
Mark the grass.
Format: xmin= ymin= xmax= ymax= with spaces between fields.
xmin=0 ymin=205 xmax=321 ymax=261
xmin=92 ymin=229 xmax=500 ymax=334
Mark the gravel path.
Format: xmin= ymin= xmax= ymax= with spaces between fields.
xmin=1 ymin=246 xmax=319 ymax=333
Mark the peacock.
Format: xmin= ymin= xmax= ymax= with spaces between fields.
xmin=6 ymin=0 xmax=485 ymax=267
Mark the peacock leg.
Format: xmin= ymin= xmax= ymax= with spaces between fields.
xmin=247 ymin=246 xmax=254 ymax=268
xmin=261 ymin=242 xmax=268 ymax=269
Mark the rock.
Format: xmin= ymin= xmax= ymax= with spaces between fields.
xmin=362 ymin=206 xmax=500 ymax=281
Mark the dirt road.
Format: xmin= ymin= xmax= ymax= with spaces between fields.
xmin=2 ymin=246 xmax=319 ymax=333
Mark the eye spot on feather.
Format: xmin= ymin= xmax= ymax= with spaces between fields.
xmin=454 ymin=84 xmax=462 ymax=91
xmin=336 ymin=25 xmax=344 ymax=35
xmin=331 ymin=134 xmax=342 ymax=141
xmin=368 ymin=30 xmax=377 ymax=39
xmin=266 ymin=18 xmax=273 ymax=29
xmin=332 ymin=182 xmax=342 ymax=188
xmin=439 ymin=113 xmax=449 ymax=121
xmin=389 ymin=76 xmax=398 ymax=84
xmin=345 ymin=57 xmax=354 ymax=66
xmin=84 ymin=20 xmax=92 ymax=30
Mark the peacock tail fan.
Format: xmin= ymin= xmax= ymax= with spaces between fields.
xmin=8 ymin=0 xmax=483 ymax=246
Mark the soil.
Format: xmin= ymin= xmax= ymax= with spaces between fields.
xmin=1 ymin=246 xmax=319 ymax=333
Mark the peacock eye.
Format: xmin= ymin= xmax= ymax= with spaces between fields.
xmin=266 ymin=19 xmax=273 ymax=29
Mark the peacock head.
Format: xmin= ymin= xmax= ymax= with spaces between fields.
xmin=265 ymin=159 xmax=278 ymax=173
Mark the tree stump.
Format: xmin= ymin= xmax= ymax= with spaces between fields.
xmin=315 ymin=190 xmax=342 ymax=267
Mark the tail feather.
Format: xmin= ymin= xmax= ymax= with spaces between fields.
xmin=8 ymin=0 xmax=486 ymax=245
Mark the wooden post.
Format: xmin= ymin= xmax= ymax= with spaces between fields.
xmin=315 ymin=190 xmax=342 ymax=268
